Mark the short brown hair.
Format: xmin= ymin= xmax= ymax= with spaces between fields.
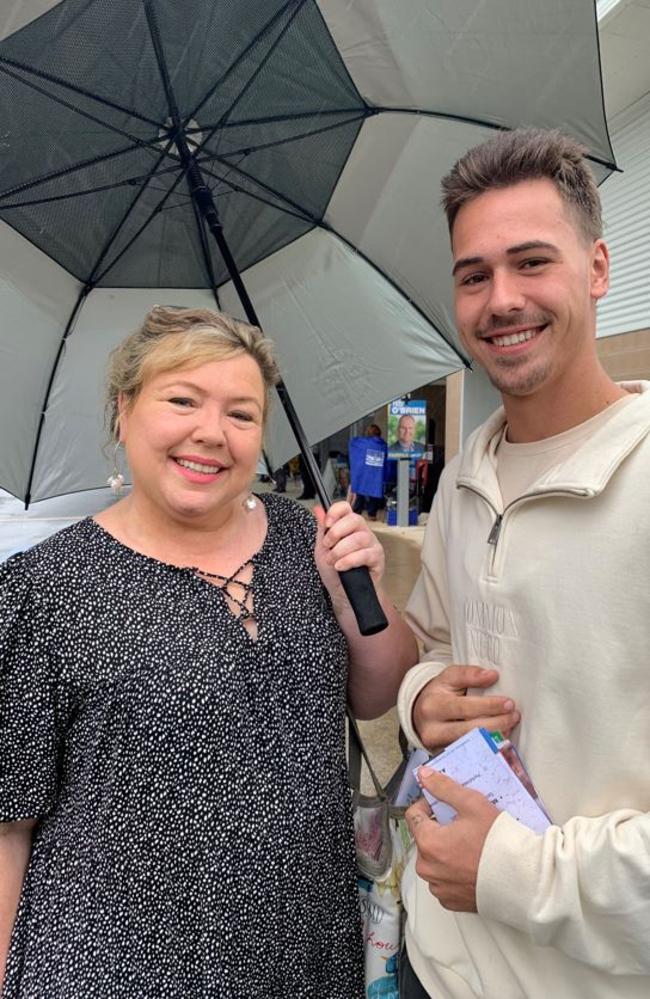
xmin=441 ymin=128 xmax=602 ymax=242
xmin=106 ymin=306 xmax=279 ymax=441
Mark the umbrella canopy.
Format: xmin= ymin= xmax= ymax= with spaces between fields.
xmin=0 ymin=0 xmax=615 ymax=504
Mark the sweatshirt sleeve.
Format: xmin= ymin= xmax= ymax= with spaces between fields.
xmin=477 ymin=808 xmax=650 ymax=975
xmin=397 ymin=466 xmax=456 ymax=748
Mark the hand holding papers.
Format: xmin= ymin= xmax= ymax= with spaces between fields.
xmin=415 ymin=728 xmax=551 ymax=834
xmin=404 ymin=729 xmax=550 ymax=913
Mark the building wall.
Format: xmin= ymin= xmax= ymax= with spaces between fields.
xmin=597 ymin=328 xmax=650 ymax=381
xmin=444 ymin=371 xmax=464 ymax=462
xmin=597 ymin=92 xmax=650 ymax=338
xmin=445 ymin=366 xmax=500 ymax=462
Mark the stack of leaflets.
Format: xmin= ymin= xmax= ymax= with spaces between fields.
xmin=413 ymin=728 xmax=551 ymax=834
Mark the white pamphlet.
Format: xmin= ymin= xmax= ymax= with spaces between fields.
xmin=416 ymin=728 xmax=551 ymax=835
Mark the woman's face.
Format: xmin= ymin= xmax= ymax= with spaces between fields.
xmin=119 ymin=354 xmax=265 ymax=526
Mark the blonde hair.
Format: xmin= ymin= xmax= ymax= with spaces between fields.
xmin=441 ymin=128 xmax=602 ymax=243
xmin=106 ymin=306 xmax=279 ymax=441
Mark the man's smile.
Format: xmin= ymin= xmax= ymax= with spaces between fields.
xmin=478 ymin=322 xmax=549 ymax=355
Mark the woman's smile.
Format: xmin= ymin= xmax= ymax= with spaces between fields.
xmin=171 ymin=453 xmax=229 ymax=484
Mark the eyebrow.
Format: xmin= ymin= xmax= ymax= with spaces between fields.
xmin=452 ymin=240 xmax=559 ymax=276
xmin=229 ymin=396 xmax=263 ymax=410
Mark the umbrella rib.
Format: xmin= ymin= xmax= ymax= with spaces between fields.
xmin=0 ymin=144 xmax=147 ymax=203
xmin=23 ymin=286 xmax=91 ymax=508
xmin=0 ymin=178 xmax=160 ymax=210
xmin=203 ymin=155 xmax=249 ymax=200
xmin=186 ymin=0 xmax=307 ymax=126
xmin=3 ymin=145 xmax=180 ymax=283
xmin=591 ymin=1 xmax=618 ymax=176
xmin=84 ymin=137 xmax=180 ymax=286
xmin=198 ymin=163 xmax=313 ymax=225
xmin=0 ymin=64 xmax=173 ymax=198
xmin=23 ymin=135 xmax=189 ymax=505
xmin=92 ymin=162 xmax=192 ymax=286
xmin=203 ymin=155 xmax=468 ymax=367
xmin=0 ymin=163 xmax=194 ymax=213
xmin=0 ymin=55 xmax=161 ymax=128
xmin=203 ymin=169 xmax=316 ymax=225
xmin=200 ymin=112 xmax=368 ymax=162
xmin=190 ymin=108 xmax=366 ymax=131
xmin=206 ymin=0 xmax=308 ymax=144
xmin=203 ymin=150 xmax=337 ymax=228
xmin=370 ymin=106 xmax=619 ymax=173
xmin=320 ymin=222 xmax=469 ymax=367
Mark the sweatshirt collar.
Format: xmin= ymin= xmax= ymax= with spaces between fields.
xmin=457 ymin=381 xmax=650 ymax=499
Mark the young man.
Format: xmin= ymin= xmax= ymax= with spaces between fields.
xmin=397 ymin=129 xmax=650 ymax=998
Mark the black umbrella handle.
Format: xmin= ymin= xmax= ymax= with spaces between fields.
xmin=338 ymin=567 xmax=389 ymax=636
xmin=297 ymin=437 xmax=389 ymax=636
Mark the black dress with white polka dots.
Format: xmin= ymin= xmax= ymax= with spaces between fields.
xmin=0 ymin=494 xmax=364 ymax=998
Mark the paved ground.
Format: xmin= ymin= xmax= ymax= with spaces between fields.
xmin=1 ymin=481 xmax=425 ymax=791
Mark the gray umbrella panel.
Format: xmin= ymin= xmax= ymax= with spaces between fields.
xmin=0 ymin=0 xmax=615 ymax=502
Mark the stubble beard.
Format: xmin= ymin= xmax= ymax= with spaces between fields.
xmin=484 ymin=353 xmax=553 ymax=398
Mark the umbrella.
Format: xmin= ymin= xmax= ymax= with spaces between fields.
xmin=0 ymin=1 xmax=616 ymax=624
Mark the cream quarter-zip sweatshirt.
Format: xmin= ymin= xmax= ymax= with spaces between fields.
xmin=398 ymin=382 xmax=650 ymax=999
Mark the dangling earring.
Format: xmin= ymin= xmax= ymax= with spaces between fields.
xmin=107 ymin=441 xmax=125 ymax=495
xmin=243 ymin=493 xmax=257 ymax=511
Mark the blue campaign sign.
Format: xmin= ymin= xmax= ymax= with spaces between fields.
xmin=348 ymin=437 xmax=387 ymax=498
xmin=388 ymin=398 xmax=426 ymax=419
xmin=386 ymin=399 xmax=426 ymax=459
xmin=385 ymin=399 xmax=426 ymax=485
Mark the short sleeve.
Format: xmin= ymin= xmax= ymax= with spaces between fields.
xmin=0 ymin=553 xmax=64 ymax=821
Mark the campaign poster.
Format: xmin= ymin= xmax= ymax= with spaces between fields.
xmin=386 ymin=399 xmax=426 ymax=459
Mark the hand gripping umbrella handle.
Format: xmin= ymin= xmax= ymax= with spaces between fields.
xmin=273 ymin=384 xmax=388 ymax=637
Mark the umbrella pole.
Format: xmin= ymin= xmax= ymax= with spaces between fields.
xmin=190 ymin=180 xmax=328 ymax=504
xmin=186 ymin=165 xmax=387 ymax=635
xmin=196 ymin=179 xmax=387 ymax=634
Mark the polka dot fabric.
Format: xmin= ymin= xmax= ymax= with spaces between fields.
xmin=0 ymin=494 xmax=364 ymax=998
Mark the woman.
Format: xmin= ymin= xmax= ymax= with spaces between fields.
xmin=0 ymin=307 xmax=417 ymax=998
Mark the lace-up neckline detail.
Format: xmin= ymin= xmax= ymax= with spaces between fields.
xmin=193 ymin=558 xmax=256 ymax=636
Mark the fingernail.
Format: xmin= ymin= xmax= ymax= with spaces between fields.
xmin=503 ymin=699 xmax=514 ymax=711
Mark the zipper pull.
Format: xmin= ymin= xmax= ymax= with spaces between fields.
xmin=487 ymin=514 xmax=503 ymax=546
